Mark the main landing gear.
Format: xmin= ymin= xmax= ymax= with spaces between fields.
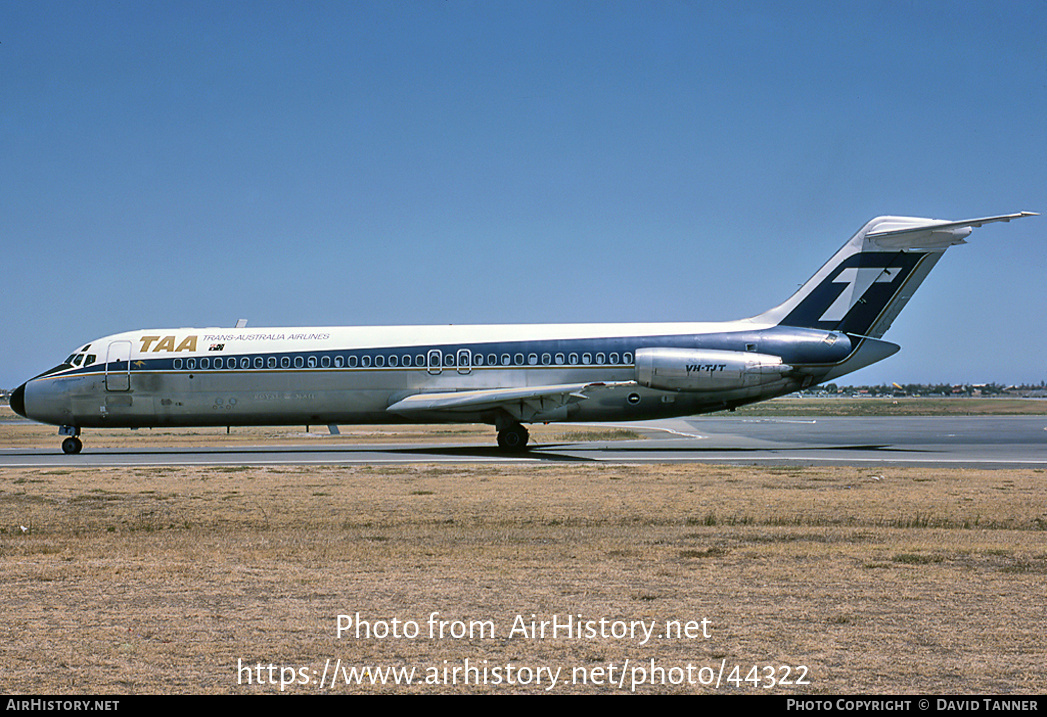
xmin=496 ymin=423 xmax=529 ymax=452
xmin=60 ymin=426 xmax=83 ymax=454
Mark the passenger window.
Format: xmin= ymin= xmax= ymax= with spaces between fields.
xmin=514 ymin=353 xmax=525 ymax=366
xmin=281 ymin=357 xmax=290 ymax=369
xmin=488 ymin=354 xmax=497 ymax=366
xmin=294 ymin=356 xmax=304 ymax=368
xmin=375 ymin=355 xmax=385 ymax=367
xmin=444 ymin=353 xmax=455 ymax=367
xmin=569 ymin=353 xmax=578 ymax=364
xmin=308 ymin=356 xmax=318 ymax=368
xmin=609 ymin=352 xmax=619 ymax=364
xmin=541 ymin=353 xmax=551 ymax=365
xmin=241 ymin=357 xmax=250 ymax=369
xmin=623 ymin=352 xmax=633 ymax=364
xmin=473 ymin=354 xmax=483 ymax=366
xmin=361 ymin=356 xmax=371 ymax=368
xmin=200 ymin=357 xmax=210 ymax=370
xmin=321 ymin=356 xmax=331 ymax=368
xmin=402 ymin=355 xmax=412 ymax=367
xmin=595 ymin=353 xmax=605 ymax=364
xmin=415 ymin=354 xmax=425 ymax=366
xmin=388 ymin=355 xmax=398 ymax=367
xmin=555 ymin=353 xmax=565 ymax=365
xmin=348 ymin=355 xmax=358 ymax=368
xmin=173 ymin=358 xmax=183 ymax=370
xmin=501 ymin=354 xmax=511 ymax=366
xmin=335 ymin=356 xmax=344 ymax=368
xmin=582 ymin=353 xmax=592 ymax=365
xmin=267 ymin=357 xmax=277 ymax=369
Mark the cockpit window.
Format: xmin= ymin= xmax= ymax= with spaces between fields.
xmin=65 ymin=354 xmax=77 ymax=365
xmin=85 ymin=354 xmax=96 ymax=365
xmin=71 ymin=355 xmax=84 ymax=366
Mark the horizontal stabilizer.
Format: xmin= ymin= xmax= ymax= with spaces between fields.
xmin=867 ymin=212 xmax=1037 ymax=250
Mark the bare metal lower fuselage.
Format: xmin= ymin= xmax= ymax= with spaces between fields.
xmin=24 ymin=363 xmax=774 ymax=429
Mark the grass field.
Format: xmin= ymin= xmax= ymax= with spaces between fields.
xmin=2 ymin=461 xmax=1045 ymax=693
xmin=1 ymin=400 xmax=1044 ymax=694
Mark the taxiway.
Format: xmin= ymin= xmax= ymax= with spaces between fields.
xmin=1 ymin=416 xmax=1044 ymax=469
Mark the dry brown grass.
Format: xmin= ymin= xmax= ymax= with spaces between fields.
xmin=2 ymin=460 xmax=1045 ymax=694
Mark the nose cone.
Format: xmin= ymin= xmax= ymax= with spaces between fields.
xmin=12 ymin=374 xmax=76 ymax=427
xmin=10 ymin=383 xmax=27 ymax=418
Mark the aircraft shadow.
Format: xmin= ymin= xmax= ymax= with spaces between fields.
xmin=2 ymin=442 xmax=933 ymax=462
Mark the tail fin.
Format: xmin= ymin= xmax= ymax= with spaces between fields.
xmin=754 ymin=212 xmax=1036 ymax=338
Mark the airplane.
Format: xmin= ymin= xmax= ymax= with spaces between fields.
xmin=10 ymin=211 xmax=1036 ymax=455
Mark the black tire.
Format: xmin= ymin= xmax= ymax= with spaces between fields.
xmin=62 ymin=437 xmax=83 ymax=455
xmin=497 ymin=424 xmax=530 ymax=452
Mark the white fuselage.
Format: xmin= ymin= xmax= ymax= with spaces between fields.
xmin=16 ymin=319 xmax=857 ymax=430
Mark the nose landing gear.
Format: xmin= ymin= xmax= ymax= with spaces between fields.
xmin=59 ymin=426 xmax=82 ymax=454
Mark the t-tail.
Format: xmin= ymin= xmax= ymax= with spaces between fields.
xmin=755 ymin=212 xmax=1037 ymax=338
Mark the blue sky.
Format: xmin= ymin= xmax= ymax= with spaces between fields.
xmin=3 ymin=1 xmax=1044 ymax=390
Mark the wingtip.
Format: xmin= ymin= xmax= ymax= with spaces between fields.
xmin=968 ymin=211 xmax=1037 ymax=228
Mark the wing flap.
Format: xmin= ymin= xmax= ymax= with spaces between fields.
xmin=387 ymin=382 xmax=636 ymax=422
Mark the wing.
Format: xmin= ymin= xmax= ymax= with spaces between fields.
xmin=387 ymin=381 xmax=635 ymax=423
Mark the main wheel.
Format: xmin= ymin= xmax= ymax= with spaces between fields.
xmin=61 ymin=436 xmax=83 ymax=455
xmin=497 ymin=424 xmax=530 ymax=452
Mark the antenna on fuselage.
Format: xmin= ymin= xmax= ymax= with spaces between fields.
xmin=235 ymin=319 xmax=248 ymax=328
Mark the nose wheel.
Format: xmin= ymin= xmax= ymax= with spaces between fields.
xmin=59 ymin=426 xmax=83 ymax=454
